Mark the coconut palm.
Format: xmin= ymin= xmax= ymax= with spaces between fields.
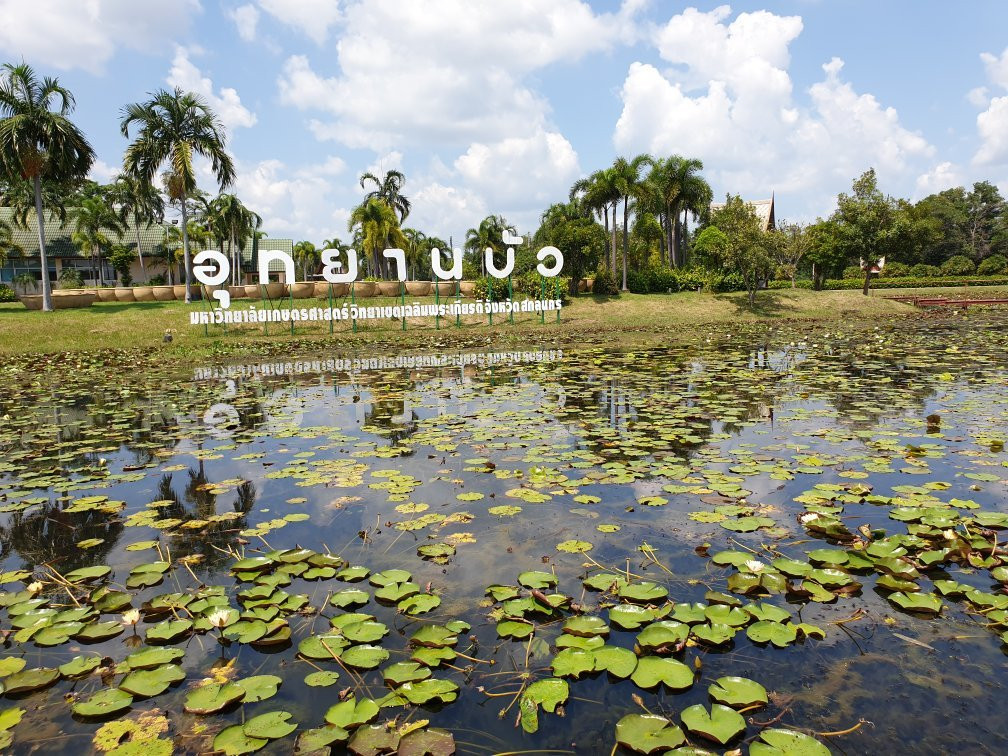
xmin=348 ymin=198 xmax=407 ymax=279
xmin=0 ymin=217 xmax=21 ymax=265
xmin=402 ymin=228 xmax=427 ymax=280
xmin=292 ymin=240 xmax=320 ymax=280
xmin=570 ymin=168 xmax=620 ymax=272
xmin=107 ymin=173 xmax=165 ymax=283
xmin=360 ymin=170 xmax=410 ymax=223
xmin=465 ymin=215 xmax=510 ymax=276
xmin=610 ymin=154 xmax=653 ymax=290
xmin=0 ymin=63 xmax=95 ymax=311
xmin=120 ymin=88 xmax=235 ymax=302
xmin=206 ymin=194 xmax=261 ymax=284
xmin=66 ymin=195 xmax=124 ymax=285
xmin=646 ymin=156 xmax=710 ymax=268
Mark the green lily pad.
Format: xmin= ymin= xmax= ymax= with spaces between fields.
xmin=518 ymin=678 xmax=568 ymax=734
xmin=72 ymin=688 xmax=133 ymax=718
xmin=59 ymin=655 xmax=102 ymax=677
xmin=746 ymin=621 xmax=798 ymax=647
xmin=556 ymin=539 xmax=593 ymax=553
xmin=636 ymin=621 xmax=689 ymax=651
xmin=145 ymin=618 xmax=192 ymax=644
xmin=680 ymin=703 xmax=746 ymax=745
xmin=750 ymin=728 xmax=831 ymax=755
xmin=3 ymin=667 xmax=60 ymax=695
xmin=243 ymin=710 xmax=297 ymax=740
xmin=119 ymin=664 xmax=185 ymax=697
xmin=325 ymin=695 xmax=379 ymax=729
xmin=630 ymin=657 xmax=694 ymax=690
xmin=562 ymin=615 xmax=609 ymax=637
xmin=184 ymin=683 xmax=247 ymax=714
xmin=551 ymin=648 xmax=596 ymax=678
xmin=889 ymin=591 xmax=943 ymax=615
xmin=383 ymin=662 xmax=431 ymax=686
xmin=410 ymin=625 xmax=458 ymax=648
xmin=619 ymin=581 xmax=669 ymax=603
xmin=399 ymin=593 xmax=441 ymax=615
xmin=592 ymin=645 xmax=638 ymax=678
xmin=615 ymin=714 xmax=687 ymax=754
xmin=708 ymin=676 xmax=768 ymax=708
xmin=497 ymin=620 xmax=534 ymax=639
xmin=235 ymin=675 xmax=282 ymax=703
xmin=397 ymin=678 xmax=459 ymax=705
xmin=305 ymin=670 xmax=341 ymax=687
xmin=213 ymin=724 xmax=267 ymax=755
xmin=295 ymin=726 xmax=350 ymax=753
xmin=340 ymin=644 xmax=389 ymax=669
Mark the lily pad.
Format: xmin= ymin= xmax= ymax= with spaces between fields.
xmin=184 ymin=683 xmax=247 ymax=714
xmin=630 ymin=657 xmax=694 ymax=690
xmin=615 ymin=714 xmax=687 ymax=754
xmin=73 ymin=688 xmax=133 ymax=718
xmin=680 ymin=703 xmax=746 ymax=745
xmin=708 ymin=676 xmax=768 ymax=708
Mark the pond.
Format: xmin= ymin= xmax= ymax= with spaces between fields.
xmin=1 ymin=313 xmax=1007 ymax=754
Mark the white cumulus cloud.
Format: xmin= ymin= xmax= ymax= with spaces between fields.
xmin=257 ymin=0 xmax=343 ymax=45
xmin=0 ymin=0 xmax=200 ymax=74
xmin=167 ymin=47 xmax=257 ymax=132
xmin=974 ymin=47 xmax=1008 ymax=167
xmin=230 ymin=4 xmax=260 ymax=42
xmin=614 ymin=6 xmax=935 ymax=218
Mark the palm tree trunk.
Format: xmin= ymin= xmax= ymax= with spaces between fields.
xmin=180 ymin=194 xmax=193 ymax=303
xmin=622 ymin=196 xmax=629 ymax=291
xmin=666 ymin=202 xmax=677 ymax=268
xmin=33 ymin=175 xmax=53 ymax=312
xmin=610 ymin=202 xmax=617 ymax=273
xmin=230 ymin=230 xmax=237 ymax=285
xmin=134 ymin=215 xmax=147 ymax=283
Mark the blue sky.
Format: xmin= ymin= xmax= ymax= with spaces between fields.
xmin=1 ymin=1 xmax=1006 ymax=244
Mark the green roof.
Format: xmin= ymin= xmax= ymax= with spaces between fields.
xmin=0 ymin=207 xmax=167 ymax=260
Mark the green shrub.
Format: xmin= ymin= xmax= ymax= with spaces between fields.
xmin=884 ymin=262 xmax=910 ymax=278
xmin=769 ymin=275 xmax=1008 ymax=291
xmin=0 ymin=284 xmax=15 ymax=302
xmin=59 ymin=267 xmax=84 ymax=289
xmin=909 ymin=263 xmax=941 ymax=278
xmin=149 ymin=274 xmax=167 ymax=286
xmin=940 ymin=255 xmax=976 ymax=277
xmin=591 ymin=267 xmax=619 ymax=295
xmin=842 ymin=265 xmax=862 ymax=279
xmin=977 ymin=254 xmax=1007 ymax=276
xmin=473 ymin=274 xmax=568 ymax=303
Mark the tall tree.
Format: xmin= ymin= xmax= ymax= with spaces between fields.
xmin=292 ymin=240 xmax=320 ymax=280
xmin=360 ymin=170 xmax=411 ymax=223
xmin=120 ymin=87 xmax=235 ymax=303
xmin=107 ymin=173 xmax=165 ymax=283
xmin=965 ymin=181 xmax=1005 ymax=262
xmin=348 ymin=198 xmax=407 ymax=279
xmin=0 ymin=217 xmax=20 ymax=265
xmin=646 ymin=156 xmax=710 ymax=269
xmin=610 ymin=154 xmax=653 ymax=290
xmin=66 ymin=195 xmax=123 ymax=286
xmin=206 ymin=193 xmax=261 ymax=284
xmin=699 ymin=195 xmax=773 ymax=305
xmin=0 ymin=63 xmax=95 ymax=311
xmin=464 ymin=215 xmax=509 ymax=276
xmin=570 ymin=168 xmax=620 ymax=272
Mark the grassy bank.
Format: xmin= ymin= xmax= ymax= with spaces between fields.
xmin=0 ymin=285 xmax=997 ymax=359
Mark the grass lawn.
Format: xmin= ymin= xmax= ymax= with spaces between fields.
xmin=0 ymin=284 xmax=998 ymax=359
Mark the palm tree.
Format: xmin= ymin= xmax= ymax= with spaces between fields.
xmin=66 ymin=195 xmax=123 ymax=285
xmin=570 ymin=168 xmax=620 ymax=273
xmin=206 ymin=193 xmax=260 ymax=284
xmin=610 ymin=154 xmax=653 ymax=290
xmin=0 ymin=63 xmax=95 ymax=311
xmin=292 ymin=240 xmax=320 ymax=280
xmin=402 ymin=228 xmax=426 ymax=280
xmin=360 ymin=170 xmax=410 ymax=223
xmin=120 ymin=88 xmax=235 ymax=303
xmin=348 ymin=198 xmax=407 ymax=279
xmin=107 ymin=173 xmax=164 ymax=283
xmin=646 ymin=156 xmax=710 ymax=268
xmin=0 ymin=217 xmax=21 ymax=265
xmin=465 ymin=215 xmax=510 ymax=276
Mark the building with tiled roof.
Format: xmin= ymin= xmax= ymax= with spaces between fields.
xmin=710 ymin=195 xmax=776 ymax=232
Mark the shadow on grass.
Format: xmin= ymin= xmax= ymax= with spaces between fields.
xmin=723 ymin=290 xmax=793 ymax=317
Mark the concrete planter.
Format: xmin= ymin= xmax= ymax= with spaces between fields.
xmin=585 ymin=278 xmax=594 ymax=293
xmin=97 ymin=288 xmax=118 ymax=302
xmin=434 ymin=281 xmax=458 ymax=297
xmin=114 ymin=287 xmax=136 ymax=302
xmin=353 ymin=281 xmax=377 ymax=297
xmin=405 ymin=281 xmax=431 ymax=296
xmin=173 ymin=285 xmax=187 ymax=299
xmin=19 ymin=292 xmax=97 ymax=310
xmin=459 ymin=281 xmax=476 ymax=297
xmin=377 ymin=281 xmax=401 ymax=296
xmin=314 ymin=281 xmax=349 ymax=298
xmin=133 ymin=286 xmax=155 ymax=301
xmin=244 ymin=284 xmax=262 ymax=300
xmin=228 ymin=285 xmax=247 ymax=301
xmin=264 ymin=282 xmax=287 ymax=300
xmin=151 ymin=286 xmax=175 ymax=301
xmin=290 ymin=282 xmax=314 ymax=299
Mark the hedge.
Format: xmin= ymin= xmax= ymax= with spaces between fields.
xmin=473 ymin=272 xmax=570 ymax=303
xmin=625 ymin=266 xmax=746 ymax=294
xmin=0 ymin=284 xmax=15 ymax=303
xmin=768 ymin=276 xmax=1008 ymax=291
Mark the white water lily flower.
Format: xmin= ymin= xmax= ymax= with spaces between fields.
xmin=121 ymin=609 xmax=141 ymax=626
xmin=207 ymin=609 xmax=233 ymax=629
xmin=27 ymin=581 xmax=43 ymax=594
xmin=745 ymin=560 xmax=766 ymax=573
